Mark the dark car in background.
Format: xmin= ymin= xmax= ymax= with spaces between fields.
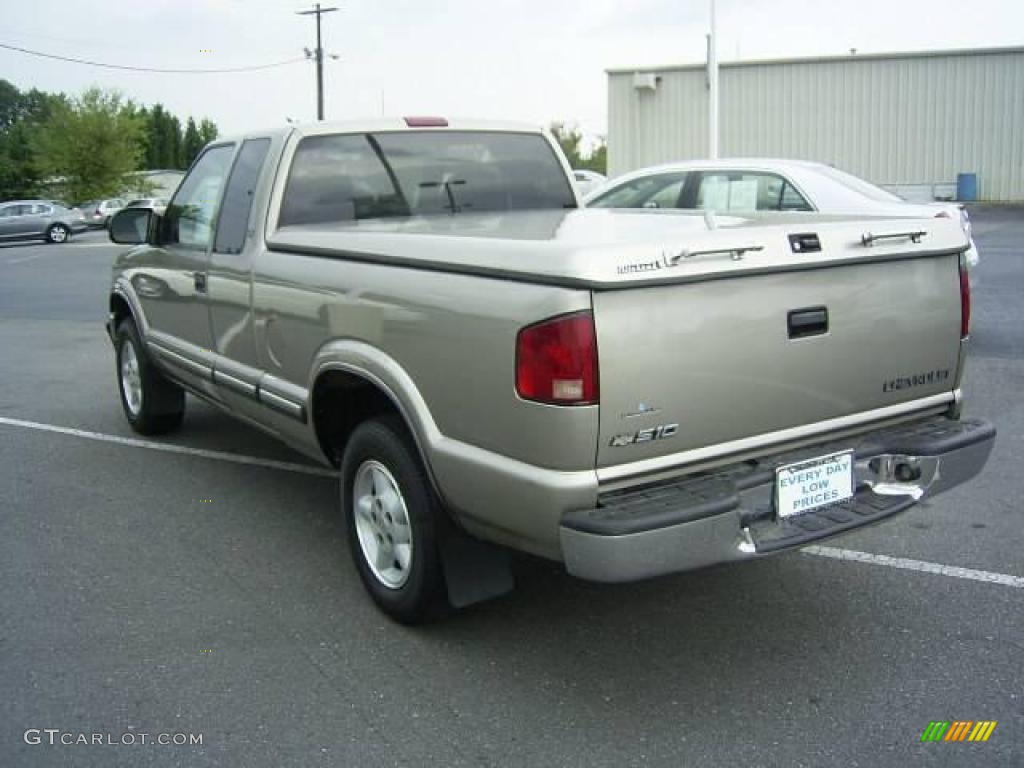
xmin=0 ymin=200 xmax=87 ymax=244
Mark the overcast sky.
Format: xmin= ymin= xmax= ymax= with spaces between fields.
xmin=2 ymin=0 xmax=1021 ymax=143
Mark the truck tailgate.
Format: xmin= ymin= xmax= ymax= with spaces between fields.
xmin=594 ymin=243 xmax=963 ymax=470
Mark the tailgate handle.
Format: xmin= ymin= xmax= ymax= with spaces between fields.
xmin=669 ymin=244 xmax=764 ymax=263
xmin=861 ymin=230 xmax=926 ymax=247
xmin=788 ymin=307 xmax=828 ymax=339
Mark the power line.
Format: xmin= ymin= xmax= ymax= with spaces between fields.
xmin=0 ymin=41 xmax=305 ymax=74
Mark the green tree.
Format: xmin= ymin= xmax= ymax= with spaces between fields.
xmin=182 ymin=116 xmax=203 ymax=168
xmin=165 ymin=114 xmax=183 ymax=169
xmin=549 ymin=121 xmax=584 ymax=169
xmin=548 ymin=122 xmax=607 ymax=175
xmin=581 ymin=136 xmax=607 ymax=175
xmin=0 ymin=79 xmax=22 ymax=132
xmin=32 ymin=88 xmax=145 ymax=202
xmin=144 ymin=104 xmax=166 ymax=168
xmin=143 ymin=104 xmax=184 ymax=169
xmin=197 ymin=117 xmax=219 ymax=147
xmin=0 ymin=123 xmax=43 ymax=199
xmin=0 ymin=81 xmax=66 ymax=199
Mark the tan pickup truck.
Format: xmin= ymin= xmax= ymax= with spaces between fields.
xmin=106 ymin=118 xmax=995 ymax=622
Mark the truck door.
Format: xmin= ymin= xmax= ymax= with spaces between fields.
xmin=138 ymin=143 xmax=234 ymax=395
xmin=207 ymin=137 xmax=274 ymax=412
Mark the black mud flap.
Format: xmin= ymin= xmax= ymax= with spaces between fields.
xmin=437 ymin=523 xmax=515 ymax=609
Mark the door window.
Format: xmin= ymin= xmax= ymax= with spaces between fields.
xmin=163 ymin=144 xmax=234 ymax=249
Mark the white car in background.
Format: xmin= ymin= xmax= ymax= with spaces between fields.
xmin=584 ymin=158 xmax=979 ymax=273
xmin=572 ymin=169 xmax=606 ymax=198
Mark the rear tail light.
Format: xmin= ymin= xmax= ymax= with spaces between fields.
xmin=960 ymin=260 xmax=971 ymax=339
xmin=515 ymin=311 xmax=599 ymax=405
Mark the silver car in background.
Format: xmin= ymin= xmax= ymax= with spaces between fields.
xmin=124 ymin=197 xmax=169 ymax=214
xmin=0 ymin=199 xmax=87 ymax=244
xmin=80 ymin=198 xmax=125 ymax=229
xmin=584 ymin=158 xmax=979 ymax=274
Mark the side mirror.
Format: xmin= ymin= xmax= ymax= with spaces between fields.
xmin=109 ymin=208 xmax=155 ymax=245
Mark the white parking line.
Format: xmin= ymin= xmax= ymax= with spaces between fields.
xmin=803 ymin=545 xmax=1023 ymax=589
xmin=1 ymin=414 xmax=1020 ymax=589
xmin=4 ymin=252 xmax=49 ymax=264
xmin=0 ymin=415 xmax=336 ymax=478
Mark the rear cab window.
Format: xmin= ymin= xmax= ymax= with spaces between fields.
xmin=278 ymin=130 xmax=577 ymax=227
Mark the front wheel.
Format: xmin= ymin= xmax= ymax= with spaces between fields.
xmin=340 ymin=416 xmax=447 ymax=623
xmin=115 ymin=318 xmax=185 ymax=435
xmin=46 ymin=223 xmax=70 ymax=244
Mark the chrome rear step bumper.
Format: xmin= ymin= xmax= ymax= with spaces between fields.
xmin=560 ymin=416 xmax=995 ymax=582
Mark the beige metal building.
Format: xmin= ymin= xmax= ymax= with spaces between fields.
xmin=607 ymin=46 xmax=1024 ymax=201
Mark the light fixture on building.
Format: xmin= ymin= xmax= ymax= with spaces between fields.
xmin=633 ymin=72 xmax=660 ymax=91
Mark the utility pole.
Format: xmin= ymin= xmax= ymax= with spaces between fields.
xmin=297 ymin=3 xmax=338 ymax=121
xmin=706 ymin=0 xmax=719 ymax=159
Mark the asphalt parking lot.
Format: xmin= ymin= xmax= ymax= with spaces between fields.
xmin=1 ymin=210 xmax=1021 ymax=768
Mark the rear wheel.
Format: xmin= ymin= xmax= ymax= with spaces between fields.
xmin=46 ymin=223 xmax=70 ymax=244
xmin=115 ymin=318 xmax=185 ymax=435
xmin=340 ymin=416 xmax=446 ymax=623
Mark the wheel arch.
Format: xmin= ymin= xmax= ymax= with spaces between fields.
xmin=108 ymin=283 xmax=147 ymax=340
xmin=309 ymin=352 xmax=445 ymax=505
xmin=311 ymin=354 xmax=516 ymax=610
xmin=109 ymin=291 xmax=133 ymax=330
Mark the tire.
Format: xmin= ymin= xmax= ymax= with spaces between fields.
xmin=45 ymin=223 xmax=70 ymax=244
xmin=115 ymin=318 xmax=185 ymax=435
xmin=340 ymin=415 xmax=447 ymax=623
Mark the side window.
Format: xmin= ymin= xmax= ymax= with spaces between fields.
xmin=0 ymin=206 xmax=13 ymax=218
xmin=646 ymin=177 xmax=687 ymax=209
xmin=697 ymin=171 xmax=800 ymax=212
xmin=589 ymin=173 xmax=687 ymax=208
xmin=163 ymin=144 xmax=234 ymax=249
xmin=34 ymin=204 xmax=52 ymax=215
xmin=780 ymin=182 xmax=813 ymax=211
xmin=214 ymin=138 xmax=271 ymax=254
